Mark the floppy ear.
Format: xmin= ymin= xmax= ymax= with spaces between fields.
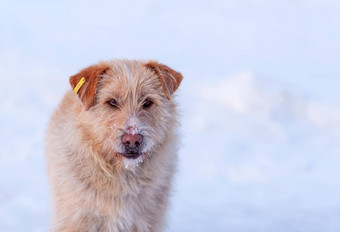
xmin=69 ymin=63 xmax=110 ymax=110
xmin=145 ymin=61 xmax=183 ymax=100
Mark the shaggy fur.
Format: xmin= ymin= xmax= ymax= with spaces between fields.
xmin=45 ymin=59 xmax=183 ymax=232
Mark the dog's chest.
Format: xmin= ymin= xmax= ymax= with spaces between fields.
xmin=88 ymin=177 xmax=160 ymax=231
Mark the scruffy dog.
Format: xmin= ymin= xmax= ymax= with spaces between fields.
xmin=45 ymin=60 xmax=183 ymax=232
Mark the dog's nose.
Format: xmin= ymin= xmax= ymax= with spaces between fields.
xmin=122 ymin=133 xmax=143 ymax=148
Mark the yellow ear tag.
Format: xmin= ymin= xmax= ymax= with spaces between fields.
xmin=73 ymin=77 xmax=86 ymax=93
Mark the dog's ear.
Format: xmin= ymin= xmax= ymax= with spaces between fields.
xmin=145 ymin=61 xmax=183 ymax=100
xmin=69 ymin=63 xmax=110 ymax=110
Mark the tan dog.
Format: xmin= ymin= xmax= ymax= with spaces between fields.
xmin=45 ymin=60 xmax=183 ymax=232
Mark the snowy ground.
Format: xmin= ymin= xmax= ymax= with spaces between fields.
xmin=1 ymin=1 xmax=340 ymax=231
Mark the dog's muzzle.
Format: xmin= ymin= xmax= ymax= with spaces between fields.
xmin=121 ymin=133 xmax=143 ymax=159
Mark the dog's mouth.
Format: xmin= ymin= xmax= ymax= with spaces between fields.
xmin=115 ymin=151 xmax=150 ymax=169
xmin=118 ymin=152 xmax=142 ymax=159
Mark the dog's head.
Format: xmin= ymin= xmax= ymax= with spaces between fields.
xmin=69 ymin=60 xmax=182 ymax=169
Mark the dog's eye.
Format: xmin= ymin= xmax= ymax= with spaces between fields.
xmin=108 ymin=99 xmax=118 ymax=108
xmin=143 ymin=99 xmax=153 ymax=109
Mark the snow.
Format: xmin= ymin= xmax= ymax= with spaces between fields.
xmin=1 ymin=0 xmax=340 ymax=231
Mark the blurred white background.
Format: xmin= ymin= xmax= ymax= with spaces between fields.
xmin=1 ymin=0 xmax=340 ymax=231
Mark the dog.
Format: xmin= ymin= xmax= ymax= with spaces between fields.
xmin=45 ymin=59 xmax=183 ymax=232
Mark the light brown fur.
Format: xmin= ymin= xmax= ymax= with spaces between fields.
xmin=45 ymin=59 xmax=183 ymax=232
